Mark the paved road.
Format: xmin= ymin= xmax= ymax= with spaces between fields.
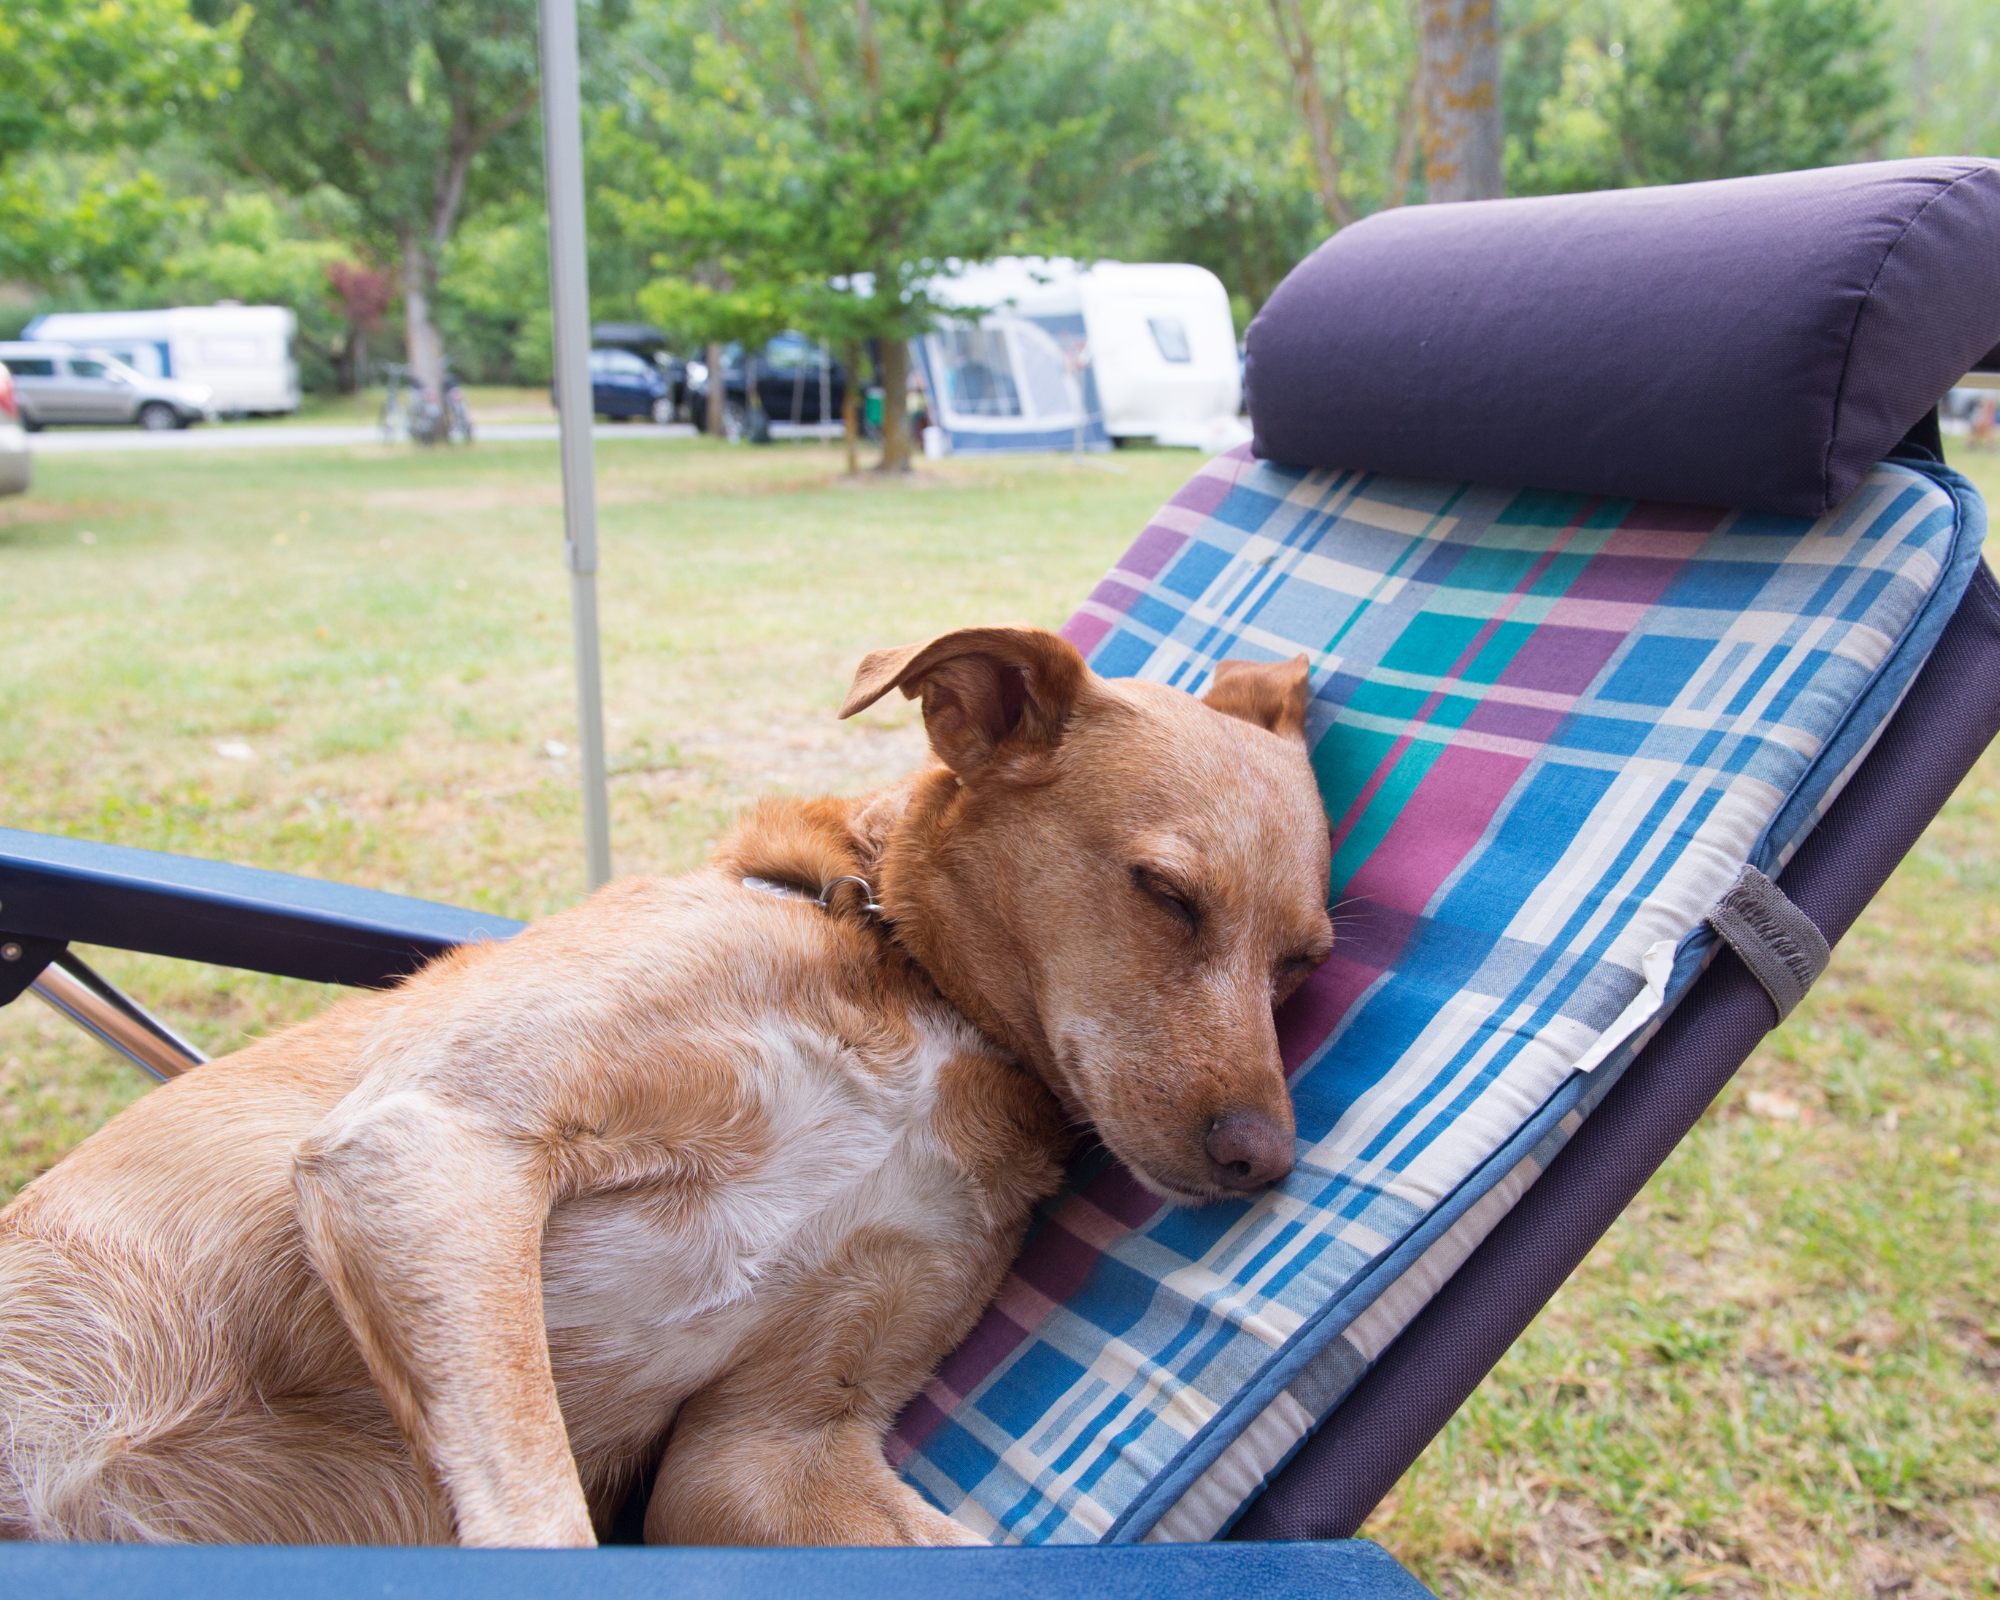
xmin=26 ymin=419 xmax=848 ymax=454
xmin=26 ymin=421 xmax=694 ymax=453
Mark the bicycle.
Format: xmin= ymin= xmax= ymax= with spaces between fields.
xmin=379 ymin=363 xmax=475 ymax=447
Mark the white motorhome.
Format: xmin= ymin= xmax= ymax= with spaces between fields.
xmin=23 ymin=305 xmax=300 ymax=416
xmin=915 ymin=259 xmax=1243 ymax=455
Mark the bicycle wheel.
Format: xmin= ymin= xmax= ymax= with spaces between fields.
xmin=380 ymin=387 xmax=410 ymax=443
xmin=447 ymin=391 xmax=475 ymax=444
xmin=411 ymin=394 xmax=444 ymax=446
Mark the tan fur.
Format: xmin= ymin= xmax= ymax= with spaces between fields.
xmin=0 ymin=626 xmax=1331 ymax=1547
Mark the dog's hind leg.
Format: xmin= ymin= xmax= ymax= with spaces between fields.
xmin=0 ymin=1237 xmax=443 ymax=1544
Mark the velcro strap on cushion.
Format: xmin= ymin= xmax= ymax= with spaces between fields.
xmin=1705 ymin=866 xmax=1831 ymax=1021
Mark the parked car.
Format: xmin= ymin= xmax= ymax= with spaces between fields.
xmin=0 ymin=361 xmax=31 ymax=496
xmin=0 ymin=342 xmax=214 ymax=430
xmin=686 ymin=333 xmax=848 ymax=432
xmin=590 ymin=322 xmax=687 ymax=415
xmin=555 ymin=347 xmax=676 ymax=423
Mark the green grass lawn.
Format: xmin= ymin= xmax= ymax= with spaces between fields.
xmin=1 ymin=436 xmax=1995 ymax=1592
xmin=0 ymin=437 xmax=1187 ymax=1189
xmin=231 ymin=384 xmax=559 ymax=427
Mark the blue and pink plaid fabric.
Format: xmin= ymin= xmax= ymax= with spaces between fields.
xmin=894 ymin=448 xmax=1982 ymax=1545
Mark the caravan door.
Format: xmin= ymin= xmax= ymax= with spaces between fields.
xmin=921 ymin=316 xmax=1099 ymax=453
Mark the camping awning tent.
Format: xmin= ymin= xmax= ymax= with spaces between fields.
xmin=914 ymin=259 xmax=1243 ymax=456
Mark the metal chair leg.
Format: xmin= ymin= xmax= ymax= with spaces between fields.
xmin=23 ymin=949 xmax=206 ymax=1082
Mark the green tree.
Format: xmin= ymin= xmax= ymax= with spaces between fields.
xmin=609 ymin=0 xmax=1081 ymax=472
xmin=1895 ymin=0 xmax=2000 ymax=160
xmin=0 ymin=0 xmax=242 ymax=291
xmin=987 ymin=2 xmax=1340 ymax=317
xmin=156 ymin=189 xmax=353 ymax=384
xmin=1617 ymin=0 xmax=1892 ymax=181
xmin=202 ymin=0 xmax=551 ymax=393
xmin=438 ymin=208 xmax=556 ymax=385
xmin=1507 ymin=0 xmax=1893 ymax=193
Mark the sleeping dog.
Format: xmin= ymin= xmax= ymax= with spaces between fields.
xmin=0 ymin=625 xmax=1332 ymax=1546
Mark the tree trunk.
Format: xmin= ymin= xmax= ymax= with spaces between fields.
xmin=1420 ymin=0 xmax=1503 ymax=202
xmin=400 ymin=233 xmax=446 ymax=395
xmin=1268 ymin=0 xmax=1356 ymax=229
xmin=876 ymin=335 xmax=912 ymax=474
xmin=704 ymin=340 xmax=728 ymax=436
xmin=337 ymin=325 xmax=366 ymax=394
xmin=841 ymin=343 xmax=862 ymax=475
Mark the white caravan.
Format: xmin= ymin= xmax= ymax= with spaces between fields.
xmin=917 ymin=259 xmax=1243 ymax=454
xmin=24 ymin=305 xmax=301 ymax=416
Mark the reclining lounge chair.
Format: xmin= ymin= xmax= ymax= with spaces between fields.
xmin=3 ymin=157 xmax=1999 ymax=1597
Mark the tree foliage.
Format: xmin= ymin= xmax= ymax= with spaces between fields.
xmin=201 ymin=0 xmax=552 ymax=386
xmin=1618 ymin=0 xmax=1891 ymax=181
xmin=606 ymin=0 xmax=1085 ymax=468
xmin=0 ymin=0 xmax=242 ymax=290
xmin=1507 ymin=0 xmax=1893 ymax=193
xmin=1 ymin=0 xmax=1933 ymax=391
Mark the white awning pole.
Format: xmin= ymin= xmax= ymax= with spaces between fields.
xmin=537 ymin=0 xmax=612 ymax=892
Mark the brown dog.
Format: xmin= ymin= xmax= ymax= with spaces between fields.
xmin=0 ymin=625 xmax=1332 ymax=1547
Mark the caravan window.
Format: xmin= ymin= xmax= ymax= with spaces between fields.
xmin=938 ymin=328 xmax=1021 ymax=417
xmin=1147 ymin=317 xmax=1193 ymax=363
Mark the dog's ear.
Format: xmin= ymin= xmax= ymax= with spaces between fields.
xmin=839 ymin=624 xmax=1088 ymax=776
xmin=1202 ymin=654 xmax=1312 ymax=742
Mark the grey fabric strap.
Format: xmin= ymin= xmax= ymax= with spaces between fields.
xmin=1704 ymin=864 xmax=1831 ymax=1021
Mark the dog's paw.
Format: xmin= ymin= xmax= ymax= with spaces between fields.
xmin=904 ymin=1503 xmax=989 ymax=1547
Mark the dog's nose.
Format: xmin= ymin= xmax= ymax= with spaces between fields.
xmin=1204 ymin=1111 xmax=1294 ymax=1192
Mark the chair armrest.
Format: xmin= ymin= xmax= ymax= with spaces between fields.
xmin=0 ymin=827 xmax=523 ymax=989
xmin=0 ymin=1539 xmax=1436 ymax=1599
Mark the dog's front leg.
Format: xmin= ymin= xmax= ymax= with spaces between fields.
xmin=644 ymin=1227 xmax=991 ymax=1548
xmin=293 ymin=1089 xmax=593 ymax=1548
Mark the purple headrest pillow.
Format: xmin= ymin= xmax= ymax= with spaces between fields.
xmin=1245 ymin=159 xmax=2000 ymax=516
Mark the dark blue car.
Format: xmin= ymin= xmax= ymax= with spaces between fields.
xmin=558 ymin=347 xmax=675 ymax=422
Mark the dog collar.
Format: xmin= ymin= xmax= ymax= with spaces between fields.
xmin=741 ymin=874 xmax=884 ymax=918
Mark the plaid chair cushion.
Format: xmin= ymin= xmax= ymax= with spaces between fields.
xmin=891 ymin=447 xmax=1988 ymax=1546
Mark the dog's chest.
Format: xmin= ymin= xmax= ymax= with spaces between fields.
xmin=538 ymin=998 xmax=997 ymax=1409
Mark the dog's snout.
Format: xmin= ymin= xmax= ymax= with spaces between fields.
xmin=1204 ymin=1110 xmax=1294 ymax=1192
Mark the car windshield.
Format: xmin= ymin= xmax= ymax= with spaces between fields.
xmin=763 ymin=332 xmax=823 ymax=368
xmin=590 ymin=349 xmax=650 ymax=375
xmin=88 ymin=353 xmax=145 ymax=383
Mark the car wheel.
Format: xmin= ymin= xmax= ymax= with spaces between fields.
xmin=138 ymin=402 xmax=179 ymax=431
xmin=652 ymin=397 xmax=672 ymax=425
xmin=20 ymin=412 xmax=42 ymax=433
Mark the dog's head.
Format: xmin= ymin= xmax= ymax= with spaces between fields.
xmin=843 ymin=624 xmax=1332 ymax=1205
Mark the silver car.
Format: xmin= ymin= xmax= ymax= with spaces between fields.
xmin=0 ymin=341 xmax=214 ymax=431
xmin=0 ymin=360 xmax=30 ymax=495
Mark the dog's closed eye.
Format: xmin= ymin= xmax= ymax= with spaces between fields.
xmin=1131 ymin=866 xmax=1200 ymax=934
